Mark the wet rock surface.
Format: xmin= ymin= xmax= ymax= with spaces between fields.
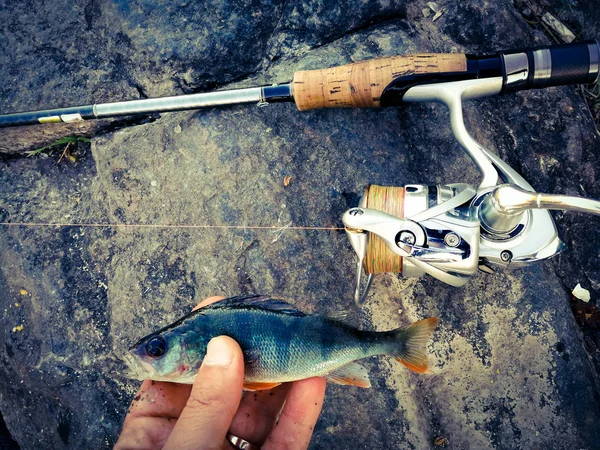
xmin=1 ymin=0 xmax=600 ymax=448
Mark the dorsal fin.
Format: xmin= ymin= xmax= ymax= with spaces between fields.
xmin=198 ymin=294 xmax=306 ymax=317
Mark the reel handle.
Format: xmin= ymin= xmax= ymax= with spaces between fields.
xmin=479 ymin=184 xmax=600 ymax=235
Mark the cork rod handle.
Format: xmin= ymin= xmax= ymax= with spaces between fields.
xmin=291 ymin=53 xmax=467 ymax=111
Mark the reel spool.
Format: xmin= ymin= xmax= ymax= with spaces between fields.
xmin=345 ymin=179 xmax=600 ymax=306
xmin=344 ymin=183 xmax=480 ymax=304
xmin=361 ymin=185 xmax=405 ymax=275
xmin=362 ymin=184 xmax=441 ymax=277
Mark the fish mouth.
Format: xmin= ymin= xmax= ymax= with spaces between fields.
xmin=121 ymin=353 xmax=197 ymax=384
xmin=121 ymin=353 xmax=154 ymax=381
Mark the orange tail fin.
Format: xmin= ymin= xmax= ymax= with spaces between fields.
xmin=394 ymin=317 xmax=439 ymax=374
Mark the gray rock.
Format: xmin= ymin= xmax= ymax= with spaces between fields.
xmin=0 ymin=1 xmax=599 ymax=449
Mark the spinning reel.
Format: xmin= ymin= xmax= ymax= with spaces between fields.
xmin=343 ymin=75 xmax=600 ymax=304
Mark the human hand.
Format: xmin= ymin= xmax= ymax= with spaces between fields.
xmin=115 ymin=296 xmax=327 ymax=450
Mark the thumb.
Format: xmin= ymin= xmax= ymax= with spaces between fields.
xmin=163 ymin=336 xmax=244 ymax=450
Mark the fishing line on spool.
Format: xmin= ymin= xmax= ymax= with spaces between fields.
xmin=362 ymin=185 xmax=405 ymax=274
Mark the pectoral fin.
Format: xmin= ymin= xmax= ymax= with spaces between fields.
xmin=325 ymin=362 xmax=371 ymax=388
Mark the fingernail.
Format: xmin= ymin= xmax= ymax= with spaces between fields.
xmin=204 ymin=337 xmax=234 ymax=366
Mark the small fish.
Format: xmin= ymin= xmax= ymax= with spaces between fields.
xmin=124 ymin=295 xmax=439 ymax=390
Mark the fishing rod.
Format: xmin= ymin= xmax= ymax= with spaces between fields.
xmin=2 ymin=40 xmax=600 ymax=305
xmin=0 ymin=41 xmax=598 ymax=127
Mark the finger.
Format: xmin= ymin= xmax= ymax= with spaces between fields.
xmin=114 ymin=415 xmax=177 ymax=449
xmin=115 ymin=380 xmax=192 ymax=449
xmin=193 ymin=295 xmax=225 ymax=311
xmin=228 ymin=383 xmax=292 ymax=446
xmin=127 ymin=380 xmax=192 ymax=418
xmin=163 ymin=336 xmax=244 ymax=450
xmin=263 ymin=377 xmax=327 ymax=450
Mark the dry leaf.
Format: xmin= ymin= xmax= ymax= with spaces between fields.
xmin=434 ymin=436 xmax=448 ymax=446
xmin=283 ymin=175 xmax=291 ymax=187
xmin=541 ymin=12 xmax=575 ymax=43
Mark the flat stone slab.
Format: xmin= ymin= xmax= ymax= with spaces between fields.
xmin=0 ymin=1 xmax=599 ymax=448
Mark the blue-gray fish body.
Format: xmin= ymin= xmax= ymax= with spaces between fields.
xmin=124 ymin=295 xmax=438 ymax=389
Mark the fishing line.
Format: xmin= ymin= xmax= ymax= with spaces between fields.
xmin=0 ymin=189 xmax=406 ymax=273
xmin=0 ymin=222 xmax=345 ymax=231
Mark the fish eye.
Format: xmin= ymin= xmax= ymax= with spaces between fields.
xmin=145 ymin=336 xmax=167 ymax=358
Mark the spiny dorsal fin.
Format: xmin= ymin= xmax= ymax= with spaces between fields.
xmin=198 ymin=294 xmax=306 ymax=317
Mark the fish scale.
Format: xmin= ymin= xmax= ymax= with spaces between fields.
xmin=124 ymin=295 xmax=438 ymax=389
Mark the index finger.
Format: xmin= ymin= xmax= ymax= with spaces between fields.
xmin=114 ymin=381 xmax=192 ymax=449
xmin=126 ymin=380 xmax=192 ymax=419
